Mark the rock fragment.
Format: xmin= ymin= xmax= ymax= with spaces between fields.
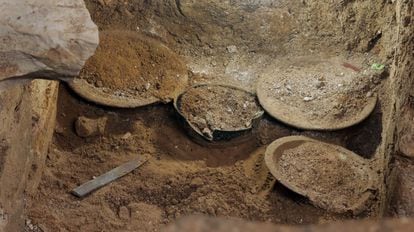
xmin=226 ymin=45 xmax=238 ymax=53
xmin=190 ymin=177 xmax=204 ymax=187
xmin=118 ymin=206 xmax=130 ymax=220
xmin=303 ymin=96 xmax=313 ymax=102
xmin=74 ymin=116 xmax=107 ymax=137
xmin=0 ymin=0 xmax=99 ymax=81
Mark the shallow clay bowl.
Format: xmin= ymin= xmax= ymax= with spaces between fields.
xmin=256 ymin=59 xmax=378 ymax=130
xmin=68 ymin=30 xmax=188 ymax=108
xmin=173 ymin=84 xmax=264 ymax=145
xmin=265 ymin=136 xmax=375 ymax=214
xmin=67 ymin=78 xmax=161 ymax=108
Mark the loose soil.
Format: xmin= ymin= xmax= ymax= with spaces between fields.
xmin=178 ymin=85 xmax=263 ymax=139
xmin=78 ymin=30 xmax=188 ymax=102
xmin=22 ymin=0 xmax=403 ymax=231
xmin=277 ymin=141 xmax=373 ymax=213
xmin=24 ymin=85 xmax=384 ymax=232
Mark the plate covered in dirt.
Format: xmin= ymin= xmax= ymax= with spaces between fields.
xmin=68 ymin=30 xmax=188 ymax=108
xmin=257 ymin=58 xmax=379 ymax=130
xmin=174 ymin=84 xmax=264 ymax=142
xmin=265 ymin=136 xmax=374 ymax=214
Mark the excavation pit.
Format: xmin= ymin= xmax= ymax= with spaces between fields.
xmin=7 ymin=0 xmax=411 ymax=231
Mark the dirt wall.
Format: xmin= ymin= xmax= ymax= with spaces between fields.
xmin=0 ymin=80 xmax=32 ymax=232
xmin=0 ymin=79 xmax=59 ymax=231
xmin=85 ymin=0 xmax=399 ymax=91
xmin=386 ymin=0 xmax=414 ymax=216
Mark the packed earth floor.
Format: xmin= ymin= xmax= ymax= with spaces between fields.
xmin=25 ymin=84 xmax=383 ymax=231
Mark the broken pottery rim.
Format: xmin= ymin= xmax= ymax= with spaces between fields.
xmin=256 ymin=75 xmax=378 ymax=131
xmin=264 ymin=135 xmax=375 ymax=215
xmin=173 ymin=83 xmax=264 ymax=142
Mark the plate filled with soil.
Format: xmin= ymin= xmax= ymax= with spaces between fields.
xmin=265 ymin=136 xmax=375 ymax=214
xmin=174 ymin=84 xmax=264 ymax=143
xmin=257 ymin=57 xmax=379 ymax=130
xmin=68 ymin=30 xmax=188 ymax=108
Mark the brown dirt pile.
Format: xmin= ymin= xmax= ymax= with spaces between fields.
xmin=278 ymin=142 xmax=372 ymax=210
xmin=79 ymin=30 xmax=188 ymax=101
xmin=178 ymin=85 xmax=263 ymax=137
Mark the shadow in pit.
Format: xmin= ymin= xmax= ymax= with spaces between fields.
xmin=341 ymin=102 xmax=383 ymax=159
xmin=253 ymin=101 xmax=383 ymax=160
xmin=297 ymin=102 xmax=383 ymax=160
xmin=151 ymin=105 xmax=260 ymax=167
xmin=54 ymin=83 xmax=151 ymax=151
xmin=56 ymin=82 xmax=382 ymax=166
xmin=256 ymin=114 xmax=297 ymax=146
xmin=54 ymin=84 xmax=259 ymax=167
xmin=266 ymin=182 xmax=349 ymax=224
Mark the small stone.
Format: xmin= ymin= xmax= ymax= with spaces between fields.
xmin=211 ymin=60 xmax=217 ymax=66
xmin=206 ymin=206 xmax=216 ymax=215
xmin=55 ymin=123 xmax=65 ymax=134
xmin=400 ymin=133 xmax=414 ymax=158
xmin=95 ymin=80 xmax=103 ymax=88
xmin=145 ymin=83 xmax=151 ymax=90
xmin=366 ymin=91 xmax=373 ymax=98
xmin=118 ymin=206 xmax=130 ymax=220
xmin=121 ymin=132 xmax=132 ymax=140
xmin=303 ymin=96 xmax=313 ymax=102
xmin=286 ymin=85 xmax=292 ymax=91
xmin=245 ymin=121 xmax=251 ymax=128
xmin=190 ymin=177 xmax=204 ymax=187
xmin=202 ymin=128 xmax=213 ymax=138
xmin=315 ymin=81 xmax=325 ymax=89
xmin=250 ymin=187 xmax=258 ymax=194
xmin=74 ymin=116 xmax=107 ymax=138
xmin=226 ymin=45 xmax=238 ymax=53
